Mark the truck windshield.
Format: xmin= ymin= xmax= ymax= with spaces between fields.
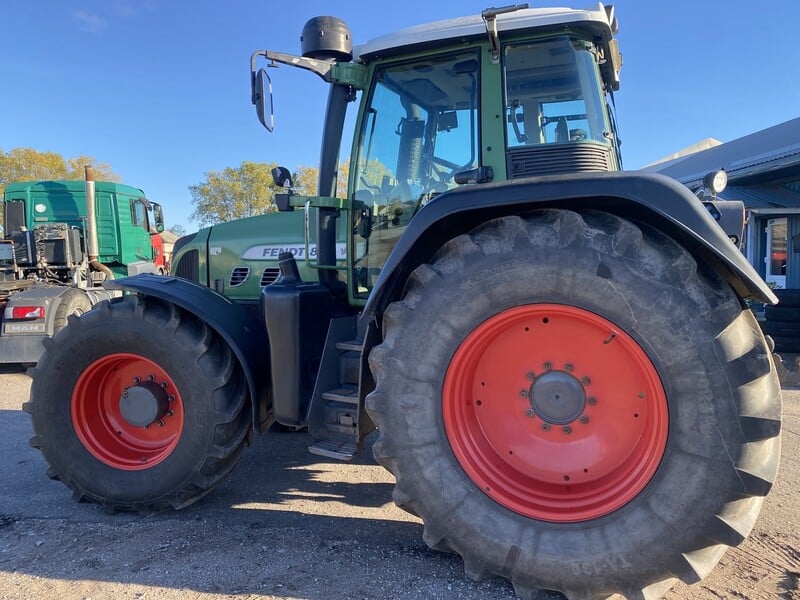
xmin=352 ymin=50 xmax=480 ymax=297
xmin=504 ymin=37 xmax=608 ymax=147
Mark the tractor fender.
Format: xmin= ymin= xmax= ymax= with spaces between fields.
xmin=103 ymin=274 xmax=271 ymax=433
xmin=362 ymin=170 xmax=776 ymax=323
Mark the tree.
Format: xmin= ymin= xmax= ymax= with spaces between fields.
xmin=188 ymin=160 xmax=354 ymax=227
xmin=0 ymin=146 xmax=121 ymax=230
xmin=293 ymin=165 xmax=318 ymax=196
xmin=168 ymin=224 xmax=187 ymax=237
xmin=0 ymin=147 xmax=120 ymax=192
xmin=188 ymin=161 xmax=281 ymax=226
xmin=294 ymin=163 xmax=350 ymax=198
xmin=65 ymin=155 xmax=119 ymax=182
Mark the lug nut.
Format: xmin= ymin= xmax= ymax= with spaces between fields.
xmin=526 ymin=371 xmax=536 ymax=381
xmin=526 ymin=409 xmax=535 ymax=418
xmin=520 ymin=389 xmax=529 ymax=398
xmin=579 ymin=416 xmax=590 ymax=424
xmin=587 ymin=397 xmax=597 ymax=406
xmin=148 ymin=374 xmax=155 ymax=382
xmin=581 ymin=376 xmax=591 ymax=386
xmin=133 ymin=377 xmax=141 ymax=384
xmin=562 ymin=425 xmax=572 ymax=434
xmin=157 ymin=420 xmax=165 ymax=427
xmin=543 ymin=362 xmax=552 ymax=371
xmin=541 ymin=423 xmax=551 ymax=431
xmin=564 ymin=363 xmax=574 ymax=372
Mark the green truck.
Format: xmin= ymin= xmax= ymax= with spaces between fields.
xmin=28 ymin=5 xmax=781 ymax=599
xmin=0 ymin=168 xmax=165 ymax=363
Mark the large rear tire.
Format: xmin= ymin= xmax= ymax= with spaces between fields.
xmin=366 ymin=210 xmax=782 ymax=599
xmin=26 ymin=295 xmax=251 ymax=513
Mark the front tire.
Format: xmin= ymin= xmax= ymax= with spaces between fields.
xmin=26 ymin=295 xmax=251 ymax=512
xmin=366 ymin=210 xmax=782 ymax=599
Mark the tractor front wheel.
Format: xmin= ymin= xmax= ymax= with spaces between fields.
xmin=26 ymin=295 xmax=251 ymax=512
xmin=366 ymin=210 xmax=782 ymax=599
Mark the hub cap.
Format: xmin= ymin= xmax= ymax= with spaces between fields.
xmin=71 ymin=353 xmax=184 ymax=470
xmin=529 ymin=370 xmax=586 ymax=425
xmin=442 ymin=304 xmax=668 ymax=522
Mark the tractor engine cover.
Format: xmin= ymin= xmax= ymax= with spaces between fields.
xmin=301 ymin=16 xmax=352 ymax=61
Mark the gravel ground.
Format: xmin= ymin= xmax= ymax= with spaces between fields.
xmin=0 ymin=363 xmax=798 ymax=600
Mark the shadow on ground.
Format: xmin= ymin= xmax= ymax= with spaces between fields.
xmin=0 ymin=409 xmax=518 ymax=599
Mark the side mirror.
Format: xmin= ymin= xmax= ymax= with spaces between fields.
xmin=151 ymin=202 xmax=165 ymax=233
xmin=271 ymin=166 xmax=293 ymax=189
xmin=254 ymin=68 xmax=274 ymax=132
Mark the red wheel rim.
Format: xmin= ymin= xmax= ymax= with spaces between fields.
xmin=443 ymin=304 xmax=668 ymax=522
xmin=71 ymin=353 xmax=184 ymax=470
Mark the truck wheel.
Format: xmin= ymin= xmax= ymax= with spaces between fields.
xmin=53 ymin=288 xmax=92 ymax=332
xmin=26 ymin=295 xmax=251 ymax=513
xmin=366 ymin=210 xmax=781 ymax=599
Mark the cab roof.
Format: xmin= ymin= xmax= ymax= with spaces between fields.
xmin=354 ymin=3 xmax=618 ymax=61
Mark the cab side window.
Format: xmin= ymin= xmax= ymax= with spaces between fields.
xmin=130 ymin=200 xmax=147 ymax=229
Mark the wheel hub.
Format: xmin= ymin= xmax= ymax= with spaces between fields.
xmin=119 ymin=381 xmax=171 ymax=427
xmin=529 ymin=371 xmax=586 ymax=425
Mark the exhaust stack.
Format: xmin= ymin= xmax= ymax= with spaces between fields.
xmin=84 ymin=166 xmax=114 ymax=280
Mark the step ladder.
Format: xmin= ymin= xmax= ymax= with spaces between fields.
xmin=308 ymin=337 xmax=363 ymax=460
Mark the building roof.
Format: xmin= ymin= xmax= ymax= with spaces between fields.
xmin=646 ymin=138 xmax=722 ymax=167
xmin=647 ymin=117 xmax=800 ymax=188
xmin=721 ymin=185 xmax=800 ymax=210
xmin=161 ymin=230 xmax=180 ymax=243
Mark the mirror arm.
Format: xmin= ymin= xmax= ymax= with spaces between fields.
xmin=250 ymin=50 xmax=334 ymax=96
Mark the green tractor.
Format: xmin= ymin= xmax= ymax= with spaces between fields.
xmin=27 ymin=5 xmax=781 ymax=599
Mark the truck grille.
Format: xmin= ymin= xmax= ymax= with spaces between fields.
xmin=174 ymin=249 xmax=199 ymax=282
xmin=260 ymin=267 xmax=281 ymax=286
xmin=229 ymin=267 xmax=250 ymax=287
xmin=507 ymin=143 xmax=612 ymax=178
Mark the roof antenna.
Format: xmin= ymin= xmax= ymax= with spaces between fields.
xmin=482 ymin=4 xmax=529 ymax=63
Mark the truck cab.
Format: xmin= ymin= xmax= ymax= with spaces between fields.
xmin=2 ymin=180 xmax=164 ymax=280
xmin=0 ymin=178 xmax=166 ymax=363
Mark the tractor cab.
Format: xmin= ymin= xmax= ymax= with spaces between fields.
xmin=251 ymin=4 xmax=622 ymax=302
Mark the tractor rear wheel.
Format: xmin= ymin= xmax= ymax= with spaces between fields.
xmin=366 ymin=210 xmax=782 ymax=599
xmin=26 ymin=295 xmax=251 ymax=513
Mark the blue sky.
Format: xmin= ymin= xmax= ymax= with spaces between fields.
xmin=2 ymin=1 xmax=797 ymax=231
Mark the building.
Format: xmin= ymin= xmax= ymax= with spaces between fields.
xmin=648 ymin=117 xmax=800 ymax=290
xmin=160 ymin=229 xmax=180 ymax=271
